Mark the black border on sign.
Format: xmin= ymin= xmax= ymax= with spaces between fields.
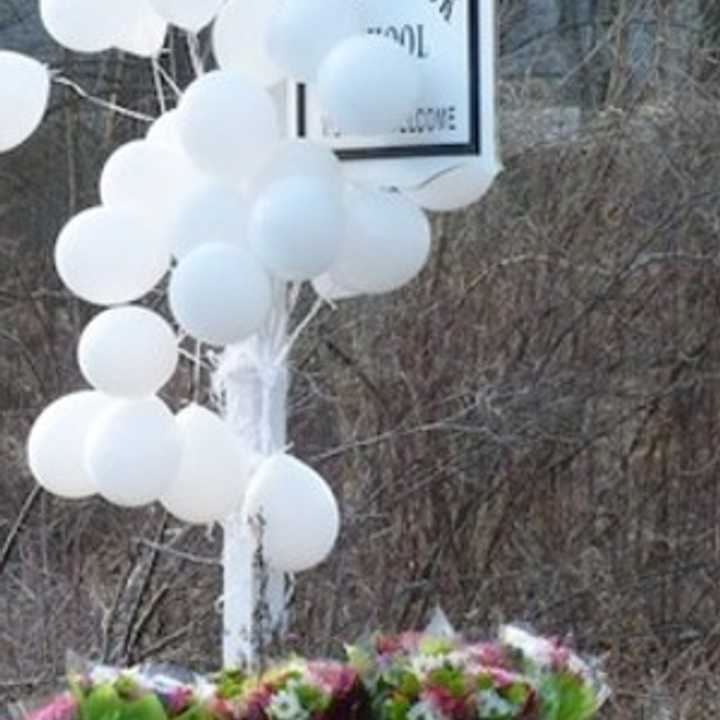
xmin=296 ymin=0 xmax=480 ymax=161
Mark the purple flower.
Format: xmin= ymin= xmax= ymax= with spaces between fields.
xmin=166 ymin=687 xmax=194 ymax=715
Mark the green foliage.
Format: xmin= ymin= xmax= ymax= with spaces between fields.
xmin=78 ymin=684 xmax=168 ymax=720
xmin=345 ymin=645 xmax=376 ymax=678
xmin=216 ymin=670 xmax=247 ymax=699
xmin=540 ymin=673 xmax=597 ymax=720
xmin=418 ymin=638 xmax=455 ymax=657
xmin=381 ymin=696 xmax=410 ymax=720
xmin=428 ymin=666 xmax=467 ymax=697
xmin=294 ymin=682 xmax=331 ymax=713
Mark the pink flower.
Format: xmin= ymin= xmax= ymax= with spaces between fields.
xmin=375 ymin=632 xmax=423 ymax=657
xmin=375 ymin=635 xmax=402 ymax=656
xmin=486 ymin=667 xmax=522 ymax=688
xmin=422 ymin=687 xmax=471 ymax=720
xmin=550 ymin=644 xmax=571 ymax=672
xmin=237 ymin=682 xmax=275 ymax=720
xmin=166 ymin=688 xmax=194 ymax=715
xmin=210 ymin=697 xmax=236 ymax=720
xmin=465 ymin=643 xmax=507 ymax=668
xmin=307 ymin=661 xmax=359 ymax=696
xmin=28 ymin=695 xmax=77 ymax=720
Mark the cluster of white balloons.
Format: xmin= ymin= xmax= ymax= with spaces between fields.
xmin=38 ymin=0 xmax=204 ymax=57
xmin=27 ymin=388 xmax=339 ymax=571
xmin=50 ymin=67 xmax=432 ymax=347
xmin=6 ymin=0 xmax=499 ymax=576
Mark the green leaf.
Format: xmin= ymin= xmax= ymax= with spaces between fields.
xmin=80 ymin=685 xmax=122 ymax=720
xmin=118 ymin=694 xmax=167 ymax=720
xmin=114 ymin=676 xmax=142 ymax=702
xmin=501 ymin=682 xmax=530 ymax=707
xmin=346 ymin=644 xmax=377 ymax=677
xmin=428 ymin=667 xmax=467 ymax=697
xmin=215 ymin=670 xmax=246 ymax=699
xmin=173 ymin=705 xmax=210 ymax=720
xmin=67 ymin=675 xmax=87 ymax=704
xmin=295 ymin=683 xmax=331 ymax=713
xmin=397 ymin=672 xmax=421 ymax=700
xmin=476 ymin=674 xmax=494 ymax=692
xmin=418 ymin=638 xmax=456 ymax=657
xmin=540 ymin=673 xmax=597 ymax=720
xmin=382 ymin=697 xmax=410 ymax=720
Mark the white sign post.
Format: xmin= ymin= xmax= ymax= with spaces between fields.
xmin=290 ymin=0 xmax=498 ymax=192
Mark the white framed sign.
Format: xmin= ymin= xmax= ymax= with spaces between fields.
xmin=288 ymin=0 xmax=497 ymax=190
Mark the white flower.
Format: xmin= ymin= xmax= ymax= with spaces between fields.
xmin=410 ymin=655 xmax=446 ymax=677
xmin=445 ymin=651 xmax=466 ymax=669
xmin=499 ymin=625 xmax=554 ymax=665
xmin=89 ymin=665 xmax=122 ymax=685
xmin=477 ymin=690 xmax=514 ymax=718
xmin=408 ymin=700 xmax=442 ymax=720
xmin=195 ymin=677 xmax=219 ymax=703
xmin=268 ymin=690 xmax=310 ymax=720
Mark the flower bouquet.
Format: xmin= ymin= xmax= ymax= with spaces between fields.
xmin=15 ymin=625 xmax=608 ymax=720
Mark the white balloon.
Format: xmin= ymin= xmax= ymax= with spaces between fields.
xmin=317 ymin=35 xmax=422 ymax=135
xmin=331 ymin=187 xmax=431 ymax=294
xmin=115 ymin=0 xmax=167 ymax=58
xmin=55 ymin=206 xmax=170 ymax=305
xmin=266 ymin=0 xmax=363 ymax=82
xmin=162 ymin=404 xmax=251 ymax=524
xmin=147 ymin=0 xmax=224 ymax=32
xmin=144 ymin=111 xmax=208 ymax=208
xmin=168 ymin=181 xmax=248 ymax=259
xmin=100 ymin=139 xmax=201 ymax=221
xmin=169 ymin=243 xmax=272 ymax=346
xmin=243 ymin=454 xmax=340 ymax=572
xmin=404 ymin=159 xmax=502 ymax=212
xmin=251 ymin=140 xmax=342 ymax=198
xmin=78 ymin=306 xmax=177 ymax=398
xmin=312 ymin=273 xmax=360 ymax=302
xmin=213 ymin=0 xmax=284 ymax=86
xmin=0 ymin=52 xmax=49 ymax=153
xmin=178 ymin=70 xmax=280 ymax=184
xmin=86 ymin=397 xmax=182 ymax=507
xmin=40 ymin=0 xmax=131 ymax=53
xmin=27 ymin=391 xmax=113 ymax=499
xmin=146 ymin=109 xmax=183 ymax=149
xmin=249 ymin=176 xmax=344 ymax=281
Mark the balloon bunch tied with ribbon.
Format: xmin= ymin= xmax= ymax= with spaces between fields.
xmin=3 ymin=0 xmax=496 ymax=579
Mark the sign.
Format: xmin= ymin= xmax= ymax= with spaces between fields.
xmin=289 ymin=0 xmax=497 ymax=189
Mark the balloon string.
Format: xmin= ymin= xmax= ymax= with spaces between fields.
xmin=186 ymin=32 xmax=205 ymax=78
xmin=51 ymin=74 xmax=155 ymax=123
xmin=275 ymin=297 xmax=324 ymax=367
xmin=151 ymin=58 xmax=168 ymax=115
xmin=151 ymin=57 xmax=183 ymax=101
xmin=193 ymin=340 xmax=203 ymax=403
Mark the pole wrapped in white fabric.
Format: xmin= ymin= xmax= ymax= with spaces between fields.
xmin=214 ymin=288 xmax=292 ymax=669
